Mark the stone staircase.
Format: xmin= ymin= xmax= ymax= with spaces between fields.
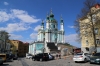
xmin=46 ymin=42 xmax=58 ymax=52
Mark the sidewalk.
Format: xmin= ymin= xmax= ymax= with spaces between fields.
xmin=7 ymin=60 xmax=22 ymax=66
xmin=61 ymin=55 xmax=74 ymax=60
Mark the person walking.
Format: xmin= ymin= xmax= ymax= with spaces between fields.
xmin=56 ymin=53 xmax=58 ymax=60
xmin=58 ymin=52 xmax=61 ymax=59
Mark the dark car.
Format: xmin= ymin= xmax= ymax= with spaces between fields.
xmin=12 ymin=54 xmax=18 ymax=60
xmin=0 ymin=57 xmax=3 ymax=65
xmin=90 ymin=52 xmax=100 ymax=64
xmin=32 ymin=53 xmax=49 ymax=61
xmin=6 ymin=54 xmax=13 ymax=61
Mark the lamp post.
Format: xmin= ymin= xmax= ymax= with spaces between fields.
xmin=43 ymin=37 xmax=45 ymax=53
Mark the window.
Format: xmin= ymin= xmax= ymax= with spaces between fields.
xmin=96 ymin=39 xmax=100 ymax=44
xmin=94 ymin=28 xmax=98 ymax=34
xmin=85 ymin=31 xmax=88 ymax=37
xmin=53 ymin=25 xmax=55 ymax=28
xmin=92 ymin=14 xmax=96 ymax=23
xmin=86 ymin=40 xmax=89 ymax=45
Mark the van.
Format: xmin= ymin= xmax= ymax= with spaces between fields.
xmin=0 ymin=54 xmax=6 ymax=62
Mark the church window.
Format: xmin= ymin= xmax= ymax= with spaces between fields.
xmin=53 ymin=25 xmax=55 ymax=28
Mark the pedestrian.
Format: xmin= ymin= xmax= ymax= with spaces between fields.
xmin=56 ymin=53 xmax=58 ymax=60
xmin=58 ymin=52 xmax=61 ymax=59
xmin=17 ymin=54 xmax=20 ymax=61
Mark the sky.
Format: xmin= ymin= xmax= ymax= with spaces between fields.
xmin=0 ymin=0 xmax=100 ymax=48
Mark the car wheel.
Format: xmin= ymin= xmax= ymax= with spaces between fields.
xmin=90 ymin=61 xmax=93 ymax=64
xmin=40 ymin=58 xmax=43 ymax=62
xmin=32 ymin=58 xmax=35 ymax=61
xmin=0 ymin=62 xmax=3 ymax=65
xmin=84 ymin=58 xmax=87 ymax=63
xmin=75 ymin=61 xmax=77 ymax=63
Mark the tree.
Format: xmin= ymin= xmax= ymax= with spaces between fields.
xmin=0 ymin=30 xmax=10 ymax=50
xmin=74 ymin=0 xmax=97 ymax=42
xmin=74 ymin=0 xmax=100 ymax=53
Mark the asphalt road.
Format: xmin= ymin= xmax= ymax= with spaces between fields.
xmin=1 ymin=57 xmax=100 ymax=66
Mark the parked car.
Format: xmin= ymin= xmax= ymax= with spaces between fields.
xmin=32 ymin=53 xmax=49 ymax=61
xmin=0 ymin=57 xmax=3 ymax=65
xmin=73 ymin=53 xmax=90 ymax=63
xmin=48 ymin=53 xmax=55 ymax=60
xmin=89 ymin=52 xmax=100 ymax=64
xmin=26 ymin=54 xmax=33 ymax=59
xmin=12 ymin=54 xmax=18 ymax=60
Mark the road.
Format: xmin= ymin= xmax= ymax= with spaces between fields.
xmin=1 ymin=57 xmax=100 ymax=66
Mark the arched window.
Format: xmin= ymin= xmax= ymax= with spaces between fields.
xmin=53 ymin=25 xmax=55 ymax=28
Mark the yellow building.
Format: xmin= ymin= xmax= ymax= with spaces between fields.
xmin=9 ymin=40 xmax=29 ymax=57
xmin=79 ymin=4 xmax=100 ymax=53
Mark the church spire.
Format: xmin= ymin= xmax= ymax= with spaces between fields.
xmin=60 ymin=14 xmax=63 ymax=23
xmin=50 ymin=8 xmax=53 ymax=14
xmin=46 ymin=12 xmax=49 ymax=20
xmin=49 ymin=8 xmax=54 ymax=17
xmin=60 ymin=15 xmax=64 ymax=31
xmin=41 ymin=20 xmax=44 ymax=30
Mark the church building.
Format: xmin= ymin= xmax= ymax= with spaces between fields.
xmin=29 ymin=10 xmax=65 ymax=55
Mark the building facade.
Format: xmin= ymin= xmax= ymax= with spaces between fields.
xmin=9 ymin=40 xmax=29 ymax=57
xmin=29 ymin=10 xmax=65 ymax=55
xmin=80 ymin=4 xmax=100 ymax=53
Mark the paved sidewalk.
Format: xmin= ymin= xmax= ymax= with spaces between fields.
xmin=6 ymin=60 xmax=22 ymax=66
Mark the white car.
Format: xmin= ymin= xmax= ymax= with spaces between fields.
xmin=26 ymin=54 xmax=33 ymax=59
xmin=73 ymin=53 xmax=90 ymax=63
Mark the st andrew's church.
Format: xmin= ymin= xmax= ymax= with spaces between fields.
xmin=29 ymin=10 xmax=65 ymax=55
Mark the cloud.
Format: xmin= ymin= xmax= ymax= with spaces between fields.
xmin=0 ymin=23 xmax=30 ymax=33
xmin=30 ymin=33 xmax=37 ymax=40
xmin=10 ymin=9 xmax=41 ymax=23
xmin=4 ymin=2 xmax=9 ymax=5
xmin=23 ymin=40 xmax=34 ymax=43
xmin=34 ymin=25 xmax=41 ymax=31
xmin=0 ymin=9 xmax=41 ymax=23
xmin=0 ymin=11 xmax=10 ymax=22
xmin=68 ymin=26 xmax=75 ymax=28
xmin=65 ymin=34 xmax=78 ymax=43
xmin=65 ymin=34 xmax=81 ymax=47
xmin=9 ymin=34 xmax=23 ymax=40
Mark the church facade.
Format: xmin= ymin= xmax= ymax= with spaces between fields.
xmin=29 ymin=10 xmax=65 ymax=55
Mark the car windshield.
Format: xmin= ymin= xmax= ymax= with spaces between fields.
xmin=44 ymin=53 xmax=48 ymax=56
xmin=93 ymin=53 xmax=100 ymax=56
xmin=27 ymin=54 xmax=32 ymax=56
xmin=75 ymin=53 xmax=82 ymax=55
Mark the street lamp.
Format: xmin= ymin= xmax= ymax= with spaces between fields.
xmin=43 ymin=37 xmax=45 ymax=53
